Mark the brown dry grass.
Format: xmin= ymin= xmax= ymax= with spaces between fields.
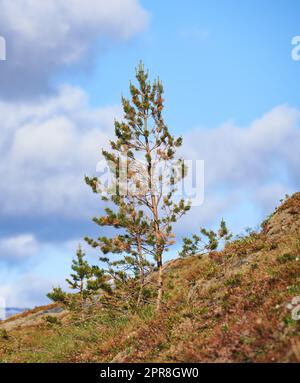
xmin=1 ymin=192 xmax=300 ymax=362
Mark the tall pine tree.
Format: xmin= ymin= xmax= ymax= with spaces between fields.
xmin=85 ymin=63 xmax=190 ymax=311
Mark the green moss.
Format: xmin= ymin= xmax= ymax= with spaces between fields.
xmin=225 ymin=274 xmax=242 ymax=288
xmin=277 ymin=253 xmax=296 ymax=264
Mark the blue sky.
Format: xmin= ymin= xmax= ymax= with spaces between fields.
xmin=0 ymin=0 xmax=300 ymax=307
xmin=57 ymin=0 xmax=300 ymax=128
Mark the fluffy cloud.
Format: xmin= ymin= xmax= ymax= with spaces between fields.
xmin=0 ymin=234 xmax=38 ymax=262
xmin=181 ymin=105 xmax=300 ymax=215
xmin=163 ymin=104 xmax=300 ymax=239
xmin=0 ymin=0 xmax=149 ymax=98
xmin=1 ymin=100 xmax=300 ymax=240
xmin=173 ymin=192 xmax=233 ymax=236
xmin=0 ymin=85 xmax=120 ymax=222
xmin=0 ymin=273 xmax=54 ymax=307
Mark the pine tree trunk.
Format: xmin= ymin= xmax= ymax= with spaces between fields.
xmin=151 ymin=194 xmax=164 ymax=313
xmin=136 ymin=263 xmax=145 ymax=308
xmin=137 ymin=282 xmax=143 ymax=308
xmin=144 ymin=114 xmax=164 ymax=313
xmin=155 ymin=257 xmax=163 ymax=312
xmin=80 ymin=281 xmax=85 ymax=320
xmin=136 ymin=238 xmax=144 ymax=308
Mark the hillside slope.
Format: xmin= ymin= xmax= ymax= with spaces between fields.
xmin=1 ymin=193 xmax=300 ymax=362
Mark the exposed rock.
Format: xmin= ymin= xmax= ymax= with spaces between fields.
xmin=265 ymin=192 xmax=300 ymax=240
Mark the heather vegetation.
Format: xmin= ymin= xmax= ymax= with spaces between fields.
xmin=0 ymin=192 xmax=300 ymax=362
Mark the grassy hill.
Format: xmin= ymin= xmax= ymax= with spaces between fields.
xmin=1 ymin=193 xmax=300 ymax=362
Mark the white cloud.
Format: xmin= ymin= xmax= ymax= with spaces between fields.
xmin=181 ymin=105 xmax=300 ymax=191
xmin=175 ymin=105 xmax=300 ymax=232
xmin=1 ymin=100 xmax=299 ymax=234
xmin=0 ymin=273 xmax=53 ymax=307
xmin=0 ymin=234 xmax=38 ymax=262
xmin=0 ymin=0 xmax=149 ymax=98
xmin=0 ymin=85 xmax=120 ymax=218
xmin=256 ymin=182 xmax=294 ymax=213
xmin=173 ymin=193 xmax=233 ymax=236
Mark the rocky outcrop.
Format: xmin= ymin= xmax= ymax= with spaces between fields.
xmin=264 ymin=192 xmax=300 ymax=240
